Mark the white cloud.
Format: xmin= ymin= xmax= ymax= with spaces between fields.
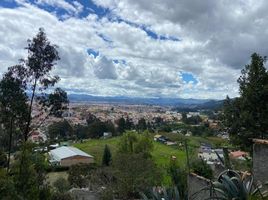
xmin=1 ymin=0 xmax=268 ymax=99
xmin=35 ymin=0 xmax=83 ymax=15
xmin=93 ymin=56 xmax=117 ymax=79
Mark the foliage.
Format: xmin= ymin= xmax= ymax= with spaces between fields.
xmin=88 ymin=121 xmax=114 ymax=138
xmin=116 ymin=117 xmax=126 ymax=134
xmin=113 ymin=153 xmax=162 ymax=199
xmin=0 ymin=69 xmax=29 ymax=169
xmin=223 ymin=53 xmax=268 ymax=150
xmin=182 ymin=113 xmax=202 ymax=125
xmin=73 ymin=124 xmax=89 ymax=140
xmin=73 ymin=120 xmax=115 ymax=140
xmin=102 ymin=144 xmax=112 ymax=166
xmin=190 ymin=125 xmax=214 ymax=137
xmin=125 ymin=116 xmax=134 ymax=130
xmin=137 ymin=118 xmax=147 ymax=131
xmin=11 ymin=142 xmax=51 ymax=200
xmin=4 ymin=28 xmax=68 ymax=141
xmin=203 ymin=170 xmax=268 ymax=200
xmin=68 ymin=163 xmax=96 ymax=188
xmin=0 ymin=168 xmax=19 ymax=200
xmin=168 ymin=160 xmax=187 ymax=199
xmin=86 ymin=112 xmax=99 ymax=125
xmin=0 ymin=151 xmax=7 ymax=168
xmin=74 ymin=135 xmax=186 ymax=184
xmin=118 ymin=131 xmax=153 ymax=157
xmin=191 ymin=159 xmax=213 ymax=179
xmin=90 ymin=167 xmax=115 ymax=199
xmin=53 ymin=177 xmax=71 ymax=193
xmin=141 ymin=187 xmax=182 ymax=200
xmin=48 ymin=120 xmax=73 ymax=140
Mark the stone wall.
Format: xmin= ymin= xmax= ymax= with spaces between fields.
xmin=253 ymin=139 xmax=268 ymax=184
xmin=188 ymin=173 xmax=211 ymax=200
xmin=69 ymin=188 xmax=99 ymax=200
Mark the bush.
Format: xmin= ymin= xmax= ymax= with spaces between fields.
xmin=53 ymin=177 xmax=71 ymax=193
xmin=191 ymin=159 xmax=213 ymax=179
xmin=0 ymin=150 xmax=7 ymax=168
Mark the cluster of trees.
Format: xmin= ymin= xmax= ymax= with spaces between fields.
xmin=0 ymin=143 xmax=71 ymax=199
xmin=181 ymin=113 xmax=202 ymax=125
xmin=48 ymin=118 xmax=115 ymax=141
xmin=0 ymin=29 xmax=69 ymax=199
xmin=64 ymin=131 xmax=165 ymax=199
xmin=116 ymin=117 xmax=150 ymax=133
xmin=47 ymin=115 xmax=157 ymax=142
xmin=223 ymin=53 xmax=268 ymax=151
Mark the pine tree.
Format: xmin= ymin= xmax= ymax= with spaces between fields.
xmin=223 ymin=53 xmax=268 ymax=150
xmin=102 ymin=144 xmax=112 ymax=166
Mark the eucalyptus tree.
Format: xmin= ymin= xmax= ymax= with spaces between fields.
xmin=1 ymin=28 xmax=68 ymax=144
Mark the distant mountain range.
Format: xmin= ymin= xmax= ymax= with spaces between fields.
xmin=68 ymin=94 xmax=224 ymax=109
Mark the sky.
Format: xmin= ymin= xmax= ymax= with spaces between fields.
xmin=0 ymin=0 xmax=267 ymax=99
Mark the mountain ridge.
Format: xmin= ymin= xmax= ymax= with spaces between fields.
xmin=68 ymin=93 xmax=224 ymax=107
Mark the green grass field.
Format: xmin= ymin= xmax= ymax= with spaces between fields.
xmin=73 ymin=135 xmax=228 ymax=185
xmin=74 ymin=137 xmax=186 ymax=166
xmin=74 ymin=136 xmax=187 ymax=185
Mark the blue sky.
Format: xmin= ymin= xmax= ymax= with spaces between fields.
xmin=0 ymin=0 xmax=267 ymax=99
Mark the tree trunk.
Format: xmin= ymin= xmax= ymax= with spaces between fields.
xmin=7 ymin=117 xmax=13 ymax=172
xmin=24 ymin=77 xmax=37 ymax=141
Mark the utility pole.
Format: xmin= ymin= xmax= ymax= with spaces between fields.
xmin=184 ymin=140 xmax=191 ymax=174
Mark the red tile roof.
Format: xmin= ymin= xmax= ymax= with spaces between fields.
xmin=230 ymin=150 xmax=248 ymax=158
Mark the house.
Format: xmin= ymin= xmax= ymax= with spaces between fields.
xmin=230 ymin=150 xmax=249 ymax=160
xmin=49 ymin=146 xmax=94 ymax=167
xmin=154 ymin=134 xmax=163 ymax=141
xmin=198 ymin=146 xmax=224 ymax=165
xmin=29 ymin=130 xmax=47 ymax=144
xmin=49 ymin=143 xmax=59 ymax=150
xmin=103 ymin=132 xmax=112 ymax=139
xmin=154 ymin=134 xmax=168 ymax=143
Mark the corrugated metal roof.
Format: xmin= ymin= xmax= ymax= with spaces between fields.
xmin=50 ymin=146 xmax=93 ymax=161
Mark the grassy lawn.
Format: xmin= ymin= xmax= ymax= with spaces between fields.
xmin=74 ymin=137 xmax=119 ymax=164
xmin=73 ymin=134 xmax=229 ymax=185
xmin=74 ymin=136 xmax=187 ymax=185
xmin=74 ymin=137 xmax=186 ymax=167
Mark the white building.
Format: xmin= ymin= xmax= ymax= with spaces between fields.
xmin=49 ymin=146 xmax=94 ymax=167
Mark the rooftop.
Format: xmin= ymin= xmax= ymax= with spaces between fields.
xmin=253 ymin=139 xmax=268 ymax=145
xmin=50 ymin=146 xmax=93 ymax=161
xmin=230 ymin=150 xmax=248 ymax=158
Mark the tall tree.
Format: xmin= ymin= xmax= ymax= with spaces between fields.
xmin=125 ymin=116 xmax=133 ymax=130
xmin=102 ymin=144 xmax=112 ymax=166
xmin=0 ymin=70 xmax=28 ymax=170
xmin=117 ymin=117 xmax=126 ymax=134
xmin=223 ymin=53 xmax=268 ymax=150
xmin=118 ymin=131 xmax=153 ymax=157
xmin=4 ymin=28 xmax=69 ymax=142
xmin=137 ymin=118 xmax=147 ymax=131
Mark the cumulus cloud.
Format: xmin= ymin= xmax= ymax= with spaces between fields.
xmin=93 ymin=56 xmax=118 ymax=79
xmin=1 ymin=0 xmax=267 ymax=99
xmin=35 ymin=0 xmax=83 ymax=15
